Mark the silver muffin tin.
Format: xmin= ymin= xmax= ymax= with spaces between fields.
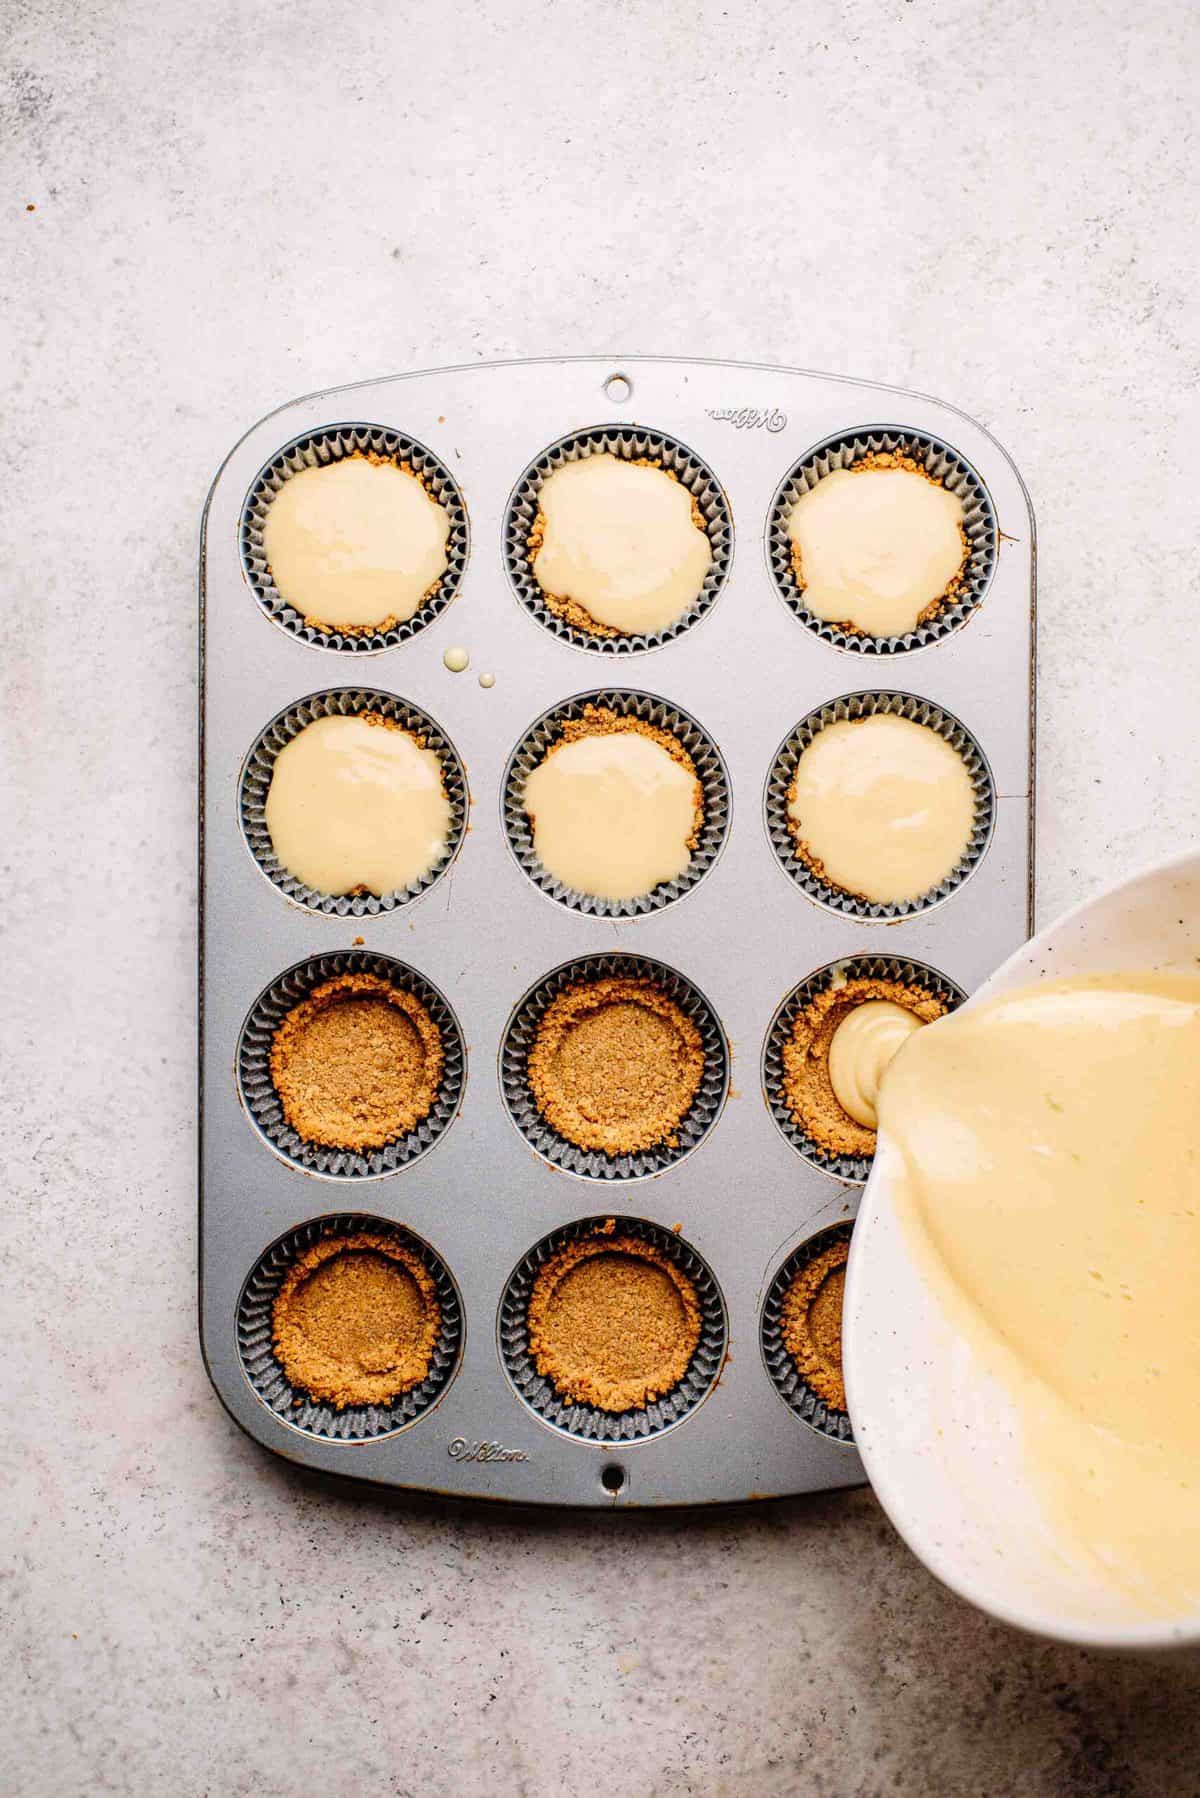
xmin=199 ymin=355 xmax=1035 ymax=1507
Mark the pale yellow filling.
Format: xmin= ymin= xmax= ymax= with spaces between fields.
xmin=262 ymin=457 xmax=450 ymax=629
xmin=264 ymin=715 xmax=451 ymax=897
xmin=789 ymin=714 xmax=974 ymax=904
xmin=881 ymin=973 xmax=1200 ymax=1616
xmin=788 ymin=467 xmax=964 ymax=638
xmin=523 ymin=731 xmax=696 ymax=900
xmin=532 ymin=455 xmax=712 ymax=635
xmin=827 ymin=1000 xmax=923 ymax=1128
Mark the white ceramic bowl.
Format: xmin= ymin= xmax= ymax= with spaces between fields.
xmin=843 ymin=848 xmax=1200 ymax=1649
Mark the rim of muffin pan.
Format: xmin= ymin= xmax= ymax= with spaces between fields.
xmin=762 ymin=954 xmax=969 ymax=1184
xmin=501 ymin=687 xmax=731 ymax=918
xmin=239 ymin=421 xmax=469 ymax=654
xmin=502 ymin=423 xmax=733 ymax=654
xmin=239 ymin=687 xmax=468 ymax=917
xmin=763 ymin=688 xmax=996 ymax=921
xmin=499 ymin=952 xmax=730 ymax=1183
xmin=497 ymin=1215 xmax=728 ymax=1444
xmin=237 ymin=1214 xmax=463 ymax=1442
xmin=236 ymin=949 xmax=466 ymax=1180
xmin=765 ymin=425 xmax=997 ymax=656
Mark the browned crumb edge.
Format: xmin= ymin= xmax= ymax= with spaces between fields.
xmin=780 ymin=1239 xmax=850 ymax=1412
xmin=528 ymin=975 xmax=704 ymax=1156
xmin=527 ymin=456 xmax=709 ymax=639
xmin=271 ymin=1231 xmax=440 ymax=1410
xmin=266 ymin=451 xmax=448 ymax=636
xmin=527 ymin=1219 xmax=702 ymax=1412
xmin=781 ymin=975 xmax=947 ymax=1159
xmin=269 ymin=971 xmax=444 ymax=1152
xmin=788 ymin=451 xmax=971 ymax=635
xmin=535 ymin=706 xmax=704 ymax=851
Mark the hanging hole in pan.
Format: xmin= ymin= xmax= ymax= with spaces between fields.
xmin=601 ymin=1463 xmax=627 ymax=1494
xmin=603 ymin=371 xmax=632 ymax=402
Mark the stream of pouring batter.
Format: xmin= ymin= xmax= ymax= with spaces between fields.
xmin=878 ymin=972 xmax=1200 ymax=1615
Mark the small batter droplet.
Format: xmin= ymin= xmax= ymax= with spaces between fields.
xmin=443 ymin=646 xmax=469 ymax=673
xmin=478 ymin=672 xmax=495 ymax=689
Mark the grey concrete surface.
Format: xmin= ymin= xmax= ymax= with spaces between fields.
xmin=3 ymin=1 xmax=1198 ymax=1793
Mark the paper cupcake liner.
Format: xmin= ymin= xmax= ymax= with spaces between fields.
xmin=761 ymin=1222 xmax=856 ymax=1443
xmin=236 ymin=950 xmax=466 ymax=1179
xmin=762 ymin=955 xmax=968 ymax=1183
xmin=502 ymin=425 xmax=732 ymax=654
xmin=237 ymin=1214 xmax=463 ymax=1442
xmin=239 ymin=423 xmax=469 ymax=654
xmin=498 ymin=1216 xmax=727 ymax=1443
xmin=764 ymin=690 xmax=995 ymax=919
xmin=240 ymin=688 xmax=468 ymax=917
xmin=502 ymin=689 xmax=731 ymax=918
xmin=766 ymin=427 xmax=997 ymax=655
xmin=500 ymin=953 xmax=729 ymax=1182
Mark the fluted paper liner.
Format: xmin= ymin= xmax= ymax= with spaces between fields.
xmin=762 ymin=954 xmax=968 ymax=1183
xmin=498 ymin=1215 xmax=727 ymax=1442
xmin=237 ymin=1214 xmax=463 ymax=1442
xmin=764 ymin=689 xmax=995 ymax=919
xmin=502 ymin=688 xmax=731 ymax=918
xmin=503 ymin=424 xmax=732 ymax=653
xmin=761 ymin=1221 xmax=856 ymax=1443
xmin=240 ymin=687 xmax=468 ymax=917
xmin=239 ymin=422 xmax=469 ymax=653
xmin=767 ymin=427 xmax=997 ymax=654
xmin=237 ymin=950 xmax=465 ymax=1179
xmin=500 ymin=953 xmax=729 ymax=1182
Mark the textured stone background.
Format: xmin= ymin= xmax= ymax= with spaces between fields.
xmin=3 ymin=1 xmax=1198 ymax=1793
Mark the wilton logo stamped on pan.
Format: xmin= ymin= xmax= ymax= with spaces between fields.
xmin=448 ymin=1437 xmax=529 ymax=1464
xmin=706 ymin=406 xmax=787 ymax=432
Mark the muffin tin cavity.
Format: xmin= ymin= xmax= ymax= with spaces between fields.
xmin=502 ymin=424 xmax=733 ymax=654
xmin=237 ymin=1214 xmax=463 ymax=1441
xmin=500 ymin=953 xmax=729 ymax=1182
xmin=763 ymin=955 xmax=967 ymax=1183
xmin=239 ymin=688 xmax=468 ymax=917
xmin=761 ymin=1223 xmax=856 ymax=1443
xmin=502 ymin=688 xmax=731 ymax=918
xmin=767 ymin=427 xmax=997 ymax=655
xmin=498 ymin=1216 xmax=727 ymax=1442
xmin=237 ymin=950 xmax=465 ymax=1179
xmin=764 ymin=690 xmax=995 ymax=920
xmin=239 ymin=423 xmax=469 ymax=654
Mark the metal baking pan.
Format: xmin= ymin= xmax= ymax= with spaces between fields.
xmin=199 ymin=355 xmax=1035 ymax=1506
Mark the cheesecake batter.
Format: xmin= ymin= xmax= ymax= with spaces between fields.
xmin=881 ymin=972 xmax=1200 ymax=1613
xmin=531 ymin=454 xmax=712 ymax=636
xmin=523 ymin=710 xmax=702 ymax=901
xmin=787 ymin=458 xmax=966 ymax=638
xmin=828 ymin=1000 xmax=923 ymax=1129
xmin=262 ymin=454 xmax=450 ymax=631
xmin=264 ymin=712 xmax=451 ymax=897
xmin=788 ymin=713 xmax=975 ymax=905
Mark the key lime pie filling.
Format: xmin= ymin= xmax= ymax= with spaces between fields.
xmin=529 ymin=454 xmax=712 ymax=637
xmin=528 ymin=975 xmax=705 ymax=1156
xmin=880 ymin=972 xmax=1200 ymax=1615
xmin=522 ymin=707 xmax=703 ymax=901
xmin=782 ymin=974 xmax=948 ymax=1159
xmin=786 ymin=453 xmax=968 ymax=639
xmin=527 ymin=1221 xmax=702 ymax=1412
xmin=263 ymin=712 xmax=452 ymax=897
xmin=271 ymin=1231 xmax=441 ymax=1410
xmin=787 ymin=712 xmax=975 ymax=905
xmin=261 ymin=453 xmax=451 ymax=633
